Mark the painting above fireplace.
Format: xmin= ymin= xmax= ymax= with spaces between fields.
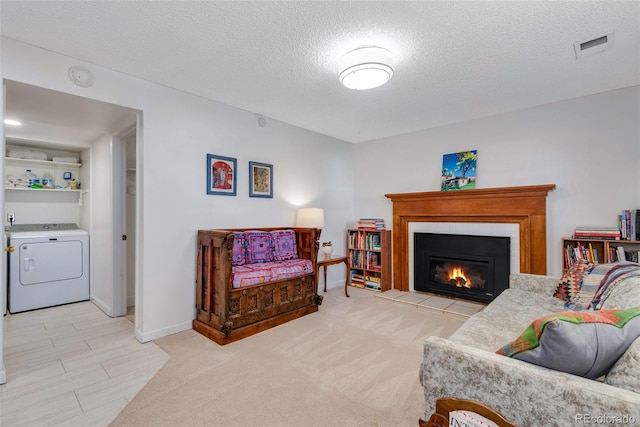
xmin=414 ymin=232 xmax=510 ymax=304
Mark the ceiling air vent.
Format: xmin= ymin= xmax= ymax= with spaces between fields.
xmin=574 ymin=32 xmax=614 ymax=59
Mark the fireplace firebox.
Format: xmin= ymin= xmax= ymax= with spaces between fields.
xmin=414 ymin=233 xmax=510 ymax=304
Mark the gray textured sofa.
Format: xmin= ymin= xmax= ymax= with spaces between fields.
xmin=420 ymin=273 xmax=640 ymax=426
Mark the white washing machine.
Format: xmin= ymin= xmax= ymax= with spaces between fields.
xmin=7 ymin=223 xmax=89 ymax=313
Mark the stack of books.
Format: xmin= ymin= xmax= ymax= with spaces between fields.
xmin=573 ymin=226 xmax=621 ymax=240
xmin=357 ymin=218 xmax=385 ymax=230
xmin=364 ymin=275 xmax=381 ymax=290
xmin=350 ymin=271 xmax=365 ymax=288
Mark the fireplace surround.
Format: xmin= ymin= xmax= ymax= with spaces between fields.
xmin=414 ymin=232 xmax=510 ymax=303
xmin=386 ymin=184 xmax=556 ymax=291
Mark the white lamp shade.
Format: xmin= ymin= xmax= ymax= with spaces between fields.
xmin=339 ymin=46 xmax=394 ymax=90
xmin=296 ymin=208 xmax=325 ymax=228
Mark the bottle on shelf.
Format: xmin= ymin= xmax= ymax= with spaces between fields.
xmin=42 ymin=171 xmax=54 ymax=188
xmin=25 ymin=169 xmax=41 ymax=188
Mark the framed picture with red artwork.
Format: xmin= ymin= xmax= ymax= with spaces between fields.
xmin=207 ymin=153 xmax=237 ymax=196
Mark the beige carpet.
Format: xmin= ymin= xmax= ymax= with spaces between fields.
xmin=110 ymin=287 xmax=467 ymax=427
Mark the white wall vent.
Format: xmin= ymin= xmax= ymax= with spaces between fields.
xmin=574 ymin=32 xmax=614 ymax=59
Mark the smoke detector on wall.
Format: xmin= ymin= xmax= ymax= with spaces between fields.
xmin=574 ymin=32 xmax=614 ymax=59
xmin=68 ymin=65 xmax=95 ymax=87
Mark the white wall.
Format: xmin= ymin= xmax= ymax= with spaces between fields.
xmin=353 ymin=86 xmax=640 ymax=277
xmin=1 ymin=38 xmax=355 ymax=344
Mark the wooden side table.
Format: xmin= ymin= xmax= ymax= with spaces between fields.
xmin=317 ymin=255 xmax=349 ymax=297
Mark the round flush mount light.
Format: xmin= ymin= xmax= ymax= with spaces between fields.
xmin=339 ymin=46 xmax=394 ymax=90
xmin=68 ymin=65 xmax=95 ymax=87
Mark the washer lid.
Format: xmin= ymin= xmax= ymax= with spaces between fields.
xmin=8 ymin=223 xmax=80 ymax=232
xmin=7 ymin=223 xmax=87 ymax=238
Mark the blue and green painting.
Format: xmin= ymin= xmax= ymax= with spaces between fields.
xmin=441 ymin=150 xmax=477 ymax=191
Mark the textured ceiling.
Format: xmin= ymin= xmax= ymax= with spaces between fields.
xmin=1 ymin=1 xmax=639 ymax=143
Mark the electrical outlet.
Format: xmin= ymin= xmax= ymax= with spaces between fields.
xmin=7 ymin=212 xmax=15 ymax=223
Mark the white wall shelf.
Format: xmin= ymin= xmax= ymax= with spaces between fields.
xmin=5 ymin=154 xmax=82 ymax=194
xmin=5 ymin=157 xmax=82 ymax=168
xmin=5 ymin=187 xmax=83 ymax=192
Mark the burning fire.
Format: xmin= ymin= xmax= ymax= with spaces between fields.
xmin=449 ymin=266 xmax=471 ymax=288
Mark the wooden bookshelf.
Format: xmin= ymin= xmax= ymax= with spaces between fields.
xmin=562 ymin=237 xmax=640 ymax=272
xmin=347 ymin=229 xmax=391 ymax=292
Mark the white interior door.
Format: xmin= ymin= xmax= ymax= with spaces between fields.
xmin=111 ymin=134 xmax=127 ymax=318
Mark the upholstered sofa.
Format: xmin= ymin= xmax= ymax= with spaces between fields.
xmin=420 ymin=271 xmax=640 ymax=426
xmin=193 ymin=227 xmax=321 ymax=345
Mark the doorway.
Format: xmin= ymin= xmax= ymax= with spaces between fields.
xmin=2 ymin=80 xmax=140 ymax=319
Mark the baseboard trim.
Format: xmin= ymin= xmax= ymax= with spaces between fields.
xmin=323 ymin=279 xmax=345 ymax=291
xmin=0 ymin=364 xmax=6 ymax=384
xmin=90 ymin=296 xmax=112 ymax=317
xmin=135 ymin=320 xmax=192 ymax=343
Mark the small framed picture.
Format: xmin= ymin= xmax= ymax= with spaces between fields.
xmin=207 ymin=154 xmax=237 ymax=196
xmin=441 ymin=150 xmax=477 ymax=191
xmin=249 ymin=161 xmax=273 ymax=198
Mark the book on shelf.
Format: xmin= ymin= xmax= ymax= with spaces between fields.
xmin=350 ymin=251 xmax=364 ymax=269
xmin=618 ymin=209 xmax=640 ymax=240
xmin=573 ymin=226 xmax=621 ymax=240
xmin=564 ymin=240 xmax=599 ymax=269
xmin=350 ymin=271 xmax=365 ymax=288
xmin=357 ymin=218 xmax=385 ymax=230
xmin=364 ymin=275 xmax=381 ymax=290
xmin=349 ymin=229 xmax=384 ymax=249
xmin=366 ymin=233 xmax=381 ymax=250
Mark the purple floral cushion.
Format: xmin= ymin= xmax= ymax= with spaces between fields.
xmin=245 ymin=231 xmax=274 ymax=263
xmin=232 ymin=232 xmax=246 ymax=266
xmin=271 ymin=229 xmax=298 ymax=261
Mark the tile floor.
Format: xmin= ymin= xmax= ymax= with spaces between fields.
xmin=375 ymin=289 xmax=486 ymax=317
xmin=0 ymin=301 xmax=169 ymax=427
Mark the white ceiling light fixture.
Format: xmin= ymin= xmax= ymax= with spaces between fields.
xmin=339 ymin=46 xmax=394 ymax=90
xmin=4 ymin=119 xmax=22 ymax=126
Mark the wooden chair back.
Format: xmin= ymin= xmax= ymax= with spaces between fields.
xmin=419 ymin=397 xmax=516 ymax=427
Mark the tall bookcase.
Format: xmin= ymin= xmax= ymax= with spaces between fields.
xmin=562 ymin=237 xmax=640 ymax=272
xmin=347 ymin=229 xmax=391 ymax=292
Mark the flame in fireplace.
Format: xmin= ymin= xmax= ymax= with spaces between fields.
xmin=449 ymin=266 xmax=471 ymax=288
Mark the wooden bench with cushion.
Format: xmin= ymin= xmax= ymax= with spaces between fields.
xmin=193 ymin=227 xmax=321 ymax=345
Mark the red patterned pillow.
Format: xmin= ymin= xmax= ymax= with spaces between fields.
xmin=553 ymin=258 xmax=595 ymax=302
xmin=271 ymin=229 xmax=298 ymax=261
